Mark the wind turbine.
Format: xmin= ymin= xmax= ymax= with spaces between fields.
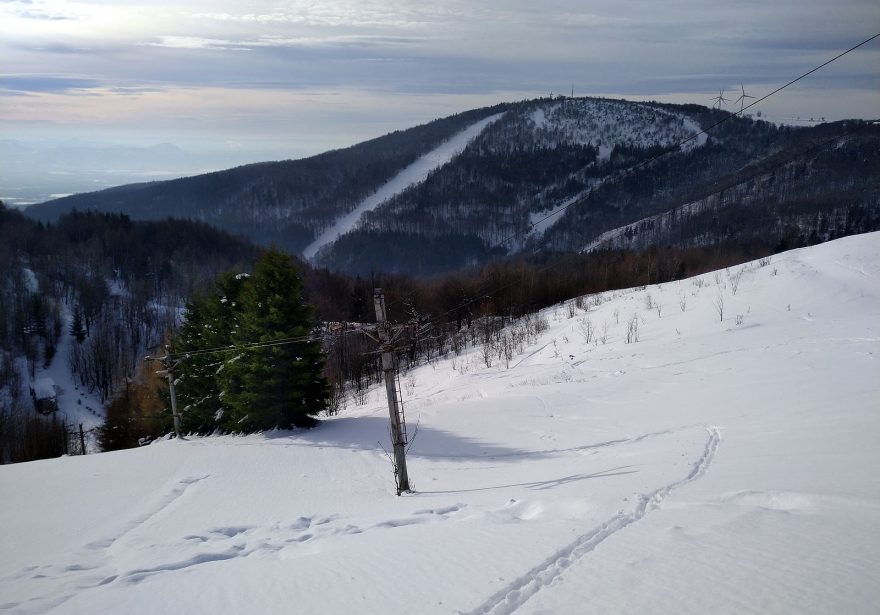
xmin=734 ymin=84 xmax=756 ymax=111
xmin=711 ymin=88 xmax=730 ymax=109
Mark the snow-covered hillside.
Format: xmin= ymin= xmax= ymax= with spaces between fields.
xmin=1 ymin=234 xmax=878 ymax=614
xmin=302 ymin=113 xmax=505 ymax=260
xmin=527 ymin=98 xmax=705 ymax=160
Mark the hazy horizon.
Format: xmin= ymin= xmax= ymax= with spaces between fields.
xmin=2 ymin=0 xmax=878 ymax=206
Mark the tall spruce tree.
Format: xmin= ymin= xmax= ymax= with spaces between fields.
xmin=221 ymin=250 xmax=329 ymax=430
xmin=174 ymin=272 xmax=248 ymax=433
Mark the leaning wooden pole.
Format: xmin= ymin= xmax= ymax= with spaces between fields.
xmin=149 ymin=348 xmax=183 ymax=440
xmin=374 ymin=288 xmax=410 ymax=494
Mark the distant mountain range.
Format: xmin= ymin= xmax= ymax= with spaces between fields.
xmin=25 ymin=97 xmax=880 ymax=275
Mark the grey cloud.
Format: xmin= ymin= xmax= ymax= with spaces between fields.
xmin=0 ymin=74 xmax=103 ymax=93
xmin=18 ymin=9 xmax=73 ymax=20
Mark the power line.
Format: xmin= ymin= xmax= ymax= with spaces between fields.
xmin=690 ymin=32 xmax=880 ymax=143
xmin=405 ymin=118 xmax=878 ymax=332
xmin=164 ymin=34 xmax=880 ymax=363
xmin=526 ymin=32 xmax=880 ymax=246
xmin=169 ymin=328 xmax=355 ymax=358
xmin=379 ymin=31 xmax=879 ymax=318
xmin=158 ymin=119 xmax=875 ymax=382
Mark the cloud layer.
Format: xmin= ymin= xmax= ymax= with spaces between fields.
xmin=1 ymin=0 xmax=878 ymax=157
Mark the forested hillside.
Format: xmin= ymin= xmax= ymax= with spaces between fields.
xmin=24 ymin=106 xmax=508 ymax=254
xmin=0 ymin=204 xmax=259 ymax=462
xmin=320 ymin=104 xmax=880 ymax=274
xmin=572 ymin=120 xmax=880 ymax=252
xmin=25 ymin=98 xmax=880 ymax=276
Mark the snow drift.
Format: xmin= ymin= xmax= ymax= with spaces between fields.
xmin=1 ymin=233 xmax=878 ymax=614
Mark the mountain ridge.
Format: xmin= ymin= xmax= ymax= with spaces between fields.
xmin=25 ymin=97 xmax=880 ymax=275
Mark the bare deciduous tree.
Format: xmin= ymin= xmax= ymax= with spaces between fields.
xmin=625 ymin=313 xmax=640 ymax=344
xmin=728 ymin=270 xmax=743 ymax=295
xmin=713 ymin=289 xmax=725 ymax=322
xmin=578 ymin=317 xmax=594 ymax=344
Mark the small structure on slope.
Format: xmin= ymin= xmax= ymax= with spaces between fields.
xmin=30 ymin=377 xmax=58 ymax=414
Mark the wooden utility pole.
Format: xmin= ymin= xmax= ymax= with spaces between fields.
xmin=149 ymin=347 xmax=183 ymax=439
xmin=78 ymin=423 xmax=86 ymax=455
xmin=373 ymin=289 xmax=411 ymax=495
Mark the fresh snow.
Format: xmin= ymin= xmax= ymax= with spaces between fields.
xmin=527 ymin=194 xmax=581 ymax=239
xmin=302 ymin=113 xmax=505 ymax=260
xmin=31 ymin=378 xmax=56 ymax=401
xmin=522 ymin=99 xmax=708 ymax=242
xmin=526 ymin=99 xmax=705 ymax=160
xmin=1 ymin=233 xmax=879 ymax=614
xmin=37 ymin=303 xmax=106 ymax=443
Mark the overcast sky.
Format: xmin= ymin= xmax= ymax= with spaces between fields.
xmin=1 ymin=0 xmax=878 ymax=164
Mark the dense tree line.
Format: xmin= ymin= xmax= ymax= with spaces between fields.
xmin=0 ymin=204 xmax=260 ymax=462
xmin=6 ymin=119 xmax=879 ymax=458
xmin=88 ymin=195 xmax=870 ymax=453
xmin=167 ymin=250 xmax=329 ymax=434
xmin=22 ymin=98 xmax=879 ymax=278
xmin=574 ymin=121 xmax=880 ymax=252
xmin=26 ymin=105 xmax=510 ymax=254
xmin=321 ymin=106 xmax=879 ymax=275
xmin=103 ymin=250 xmax=336 ymax=448
xmin=542 ymin=120 xmax=880 ymax=251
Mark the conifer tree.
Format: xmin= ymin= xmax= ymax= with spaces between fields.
xmin=221 ymin=249 xmax=329 ymax=430
xmin=70 ymin=304 xmax=86 ymax=343
xmin=174 ymin=272 xmax=248 ymax=432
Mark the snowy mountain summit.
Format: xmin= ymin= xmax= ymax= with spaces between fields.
xmin=27 ymin=99 xmax=880 ymax=276
xmin=1 ymin=233 xmax=878 ymax=614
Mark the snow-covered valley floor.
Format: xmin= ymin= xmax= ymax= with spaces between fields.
xmin=1 ymin=234 xmax=879 ymax=614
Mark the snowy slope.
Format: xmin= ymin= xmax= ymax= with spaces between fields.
xmin=37 ymin=304 xmax=105 ymax=444
xmin=302 ymin=113 xmax=505 ymax=260
xmin=527 ymin=99 xmax=705 ymax=160
xmin=1 ymin=234 xmax=878 ymax=614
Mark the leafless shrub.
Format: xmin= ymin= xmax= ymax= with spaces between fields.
xmin=355 ymin=382 xmax=368 ymax=406
xmin=500 ymin=331 xmax=515 ymax=368
xmin=600 ymin=321 xmax=609 ymax=345
xmin=713 ymin=289 xmax=725 ymax=322
xmin=625 ymin=313 xmax=640 ymax=344
xmin=728 ymin=270 xmax=743 ymax=295
xmin=578 ymin=317 xmax=594 ymax=344
xmin=481 ymin=340 xmax=495 ymax=368
xmin=655 ymin=302 xmax=662 ymax=318
xmin=613 ymin=307 xmax=620 ymax=324
xmin=644 ymin=293 xmax=653 ymax=310
xmin=679 ymin=294 xmax=687 ymax=312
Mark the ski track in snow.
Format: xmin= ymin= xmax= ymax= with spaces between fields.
xmin=1 ymin=480 xmax=471 ymax=614
xmin=302 ymin=112 xmax=505 ymax=260
xmin=1 ymin=475 xmax=211 ymax=614
xmin=460 ymin=427 xmax=722 ymax=615
xmin=2 ymin=235 xmax=878 ymax=615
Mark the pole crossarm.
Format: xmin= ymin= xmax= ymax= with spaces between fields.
xmin=145 ymin=347 xmax=183 ymax=439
